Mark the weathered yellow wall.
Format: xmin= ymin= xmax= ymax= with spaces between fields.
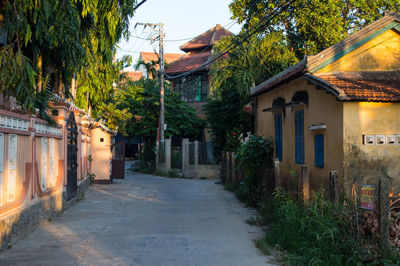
xmin=317 ymin=29 xmax=400 ymax=73
xmin=256 ymin=77 xmax=344 ymax=192
xmin=343 ymin=102 xmax=400 ymax=196
xmin=90 ymin=128 xmax=112 ymax=181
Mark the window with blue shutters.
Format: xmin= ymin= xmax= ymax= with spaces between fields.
xmin=295 ymin=110 xmax=304 ymax=164
xmin=314 ymin=134 xmax=324 ymax=168
xmin=274 ymin=114 xmax=282 ymax=161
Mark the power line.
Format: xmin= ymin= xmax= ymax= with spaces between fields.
xmin=165 ymin=0 xmax=295 ymax=79
xmin=119 ymin=37 xmax=148 ymax=56
xmin=138 ymin=21 xmax=237 ymax=42
xmin=164 ymin=0 xmax=300 ymax=80
xmin=130 ymin=35 xmax=151 ymax=40
xmin=226 ymin=21 xmax=237 ymax=31
xmin=164 ymin=37 xmax=195 ymax=42
xmin=133 ymin=0 xmax=148 ymax=11
xmin=159 ymin=22 xmax=238 ymax=75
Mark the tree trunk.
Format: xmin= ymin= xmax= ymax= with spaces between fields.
xmin=36 ymin=55 xmax=43 ymax=92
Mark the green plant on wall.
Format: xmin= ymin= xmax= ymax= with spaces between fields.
xmin=225 ymin=130 xmax=242 ymax=152
xmin=235 ymin=135 xmax=274 ymax=176
xmin=234 ymin=135 xmax=274 ymax=206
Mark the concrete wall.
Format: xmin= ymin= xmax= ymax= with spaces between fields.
xmin=0 ymin=104 xmax=92 ymax=251
xmin=343 ymin=102 xmax=400 ymax=196
xmin=314 ymin=27 xmax=400 ymax=196
xmin=0 ymin=177 xmax=90 ymax=251
xmin=181 ymin=139 xmax=220 ymax=179
xmin=254 ymin=24 xmax=400 ymax=195
xmin=317 ymin=29 xmax=400 ymax=73
xmin=90 ymin=127 xmax=113 ymax=183
xmin=256 ymin=77 xmax=344 ymax=192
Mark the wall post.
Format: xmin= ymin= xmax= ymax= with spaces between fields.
xmin=301 ymin=164 xmax=309 ymax=201
xmin=181 ymin=138 xmax=189 ymax=176
xmin=329 ymin=171 xmax=338 ymax=204
xmin=194 ymin=140 xmax=199 ymax=167
xmin=221 ymin=152 xmax=226 ymax=183
xmin=379 ymin=178 xmax=391 ymax=249
xmin=274 ymin=158 xmax=280 ymax=188
xmin=231 ymin=152 xmax=236 ymax=186
xmin=165 ymin=138 xmax=171 ymax=171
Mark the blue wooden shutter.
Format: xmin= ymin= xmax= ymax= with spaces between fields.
xmin=295 ymin=110 xmax=304 ymax=164
xmin=314 ymin=134 xmax=324 ymax=168
xmin=196 ymin=76 xmax=201 ymax=101
xmin=274 ymin=114 xmax=282 ymax=161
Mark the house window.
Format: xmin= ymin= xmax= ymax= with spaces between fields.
xmin=174 ymin=79 xmax=181 ymax=93
xmin=8 ymin=134 xmax=17 ymax=202
xmin=314 ymin=134 xmax=324 ymax=168
xmin=274 ymin=114 xmax=283 ymax=161
xmin=0 ymin=133 xmax=4 ymax=206
xmin=41 ymin=137 xmax=48 ymax=190
xmin=201 ymin=75 xmax=208 ymax=101
xmin=196 ymin=76 xmax=201 ymax=101
xmin=195 ymin=75 xmax=208 ymax=102
xmin=295 ymin=110 xmax=304 ymax=164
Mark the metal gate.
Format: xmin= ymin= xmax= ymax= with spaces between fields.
xmin=66 ymin=112 xmax=78 ymax=200
xmin=111 ymin=141 xmax=125 ymax=179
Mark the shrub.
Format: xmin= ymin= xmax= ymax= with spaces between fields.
xmin=166 ymin=170 xmax=179 ymax=178
xmin=261 ymin=187 xmax=400 ymax=265
xmin=234 ymin=135 xmax=273 ymax=206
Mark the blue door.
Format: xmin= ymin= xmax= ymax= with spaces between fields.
xmin=295 ymin=110 xmax=304 ymax=164
xmin=314 ymin=134 xmax=324 ymax=168
xmin=274 ymin=114 xmax=282 ymax=161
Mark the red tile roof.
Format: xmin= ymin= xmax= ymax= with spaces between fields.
xmin=179 ymin=24 xmax=233 ymax=52
xmin=165 ymin=51 xmax=211 ymax=75
xmin=124 ymin=71 xmax=143 ymax=81
xmin=139 ymin=52 xmax=184 ymax=67
xmin=316 ymin=72 xmax=400 ymax=102
xmin=251 ymin=12 xmax=400 ymax=98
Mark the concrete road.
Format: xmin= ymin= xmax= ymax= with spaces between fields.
xmin=0 ymin=171 xmax=273 ymax=266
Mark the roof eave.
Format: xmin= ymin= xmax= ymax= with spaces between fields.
xmin=250 ymin=58 xmax=308 ymax=97
xmin=165 ymin=68 xmax=209 ymax=79
xmin=308 ymin=12 xmax=400 ymax=72
xmin=303 ymin=73 xmax=350 ymax=101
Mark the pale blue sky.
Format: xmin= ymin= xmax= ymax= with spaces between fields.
xmin=117 ymin=0 xmax=242 ymax=70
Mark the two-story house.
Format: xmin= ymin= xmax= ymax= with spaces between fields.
xmin=166 ymin=24 xmax=233 ymax=115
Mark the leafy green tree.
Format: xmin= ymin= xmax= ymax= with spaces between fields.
xmin=230 ymin=0 xmax=400 ymax=58
xmin=205 ymin=33 xmax=296 ymax=160
xmin=204 ymin=87 xmax=246 ymax=160
xmin=0 ymin=46 xmax=36 ymax=110
xmin=74 ymin=0 xmax=139 ymax=126
xmin=210 ymin=33 xmax=296 ymax=98
xmin=0 ymin=0 xmax=138 ymax=113
xmin=112 ymin=78 xmax=204 ymax=142
xmin=0 ymin=0 xmax=91 ymax=109
xmin=134 ymin=59 xmax=158 ymax=79
xmin=165 ymin=90 xmax=205 ymax=140
xmin=75 ymin=55 xmax=132 ymax=119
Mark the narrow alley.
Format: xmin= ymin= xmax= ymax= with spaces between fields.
xmin=0 ymin=170 xmax=272 ymax=266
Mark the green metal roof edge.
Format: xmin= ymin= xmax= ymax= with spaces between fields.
xmin=309 ymin=21 xmax=399 ymax=73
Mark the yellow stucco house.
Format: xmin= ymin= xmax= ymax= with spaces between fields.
xmin=251 ymin=12 xmax=400 ymax=196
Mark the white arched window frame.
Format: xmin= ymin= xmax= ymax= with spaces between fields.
xmin=0 ymin=133 xmax=4 ymax=206
xmin=49 ymin=138 xmax=56 ymax=187
xmin=8 ymin=134 xmax=17 ymax=202
xmin=41 ymin=137 xmax=48 ymax=190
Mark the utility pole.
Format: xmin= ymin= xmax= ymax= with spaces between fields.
xmin=159 ymin=23 xmax=165 ymax=147
xmin=135 ymin=22 xmax=165 ymax=167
